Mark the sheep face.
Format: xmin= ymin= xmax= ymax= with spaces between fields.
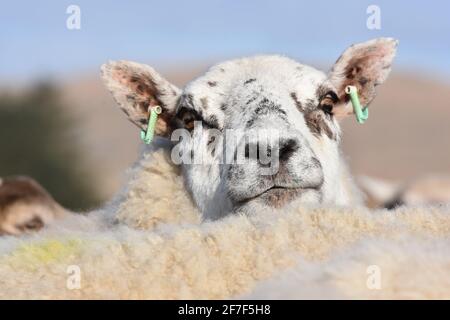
xmin=102 ymin=38 xmax=397 ymax=218
xmin=0 ymin=177 xmax=67 ymax=236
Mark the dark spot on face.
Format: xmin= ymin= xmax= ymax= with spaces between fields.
xmin=220 ymin=68 xmax=225 ymax=73
xmin=246 ymin=96 xmax=257 ymax=105
xmin=220 ymin=104 xmax=227 ymax=111
xmin=279 ymin=139 xmax=299 ymax=162
xmin=245 ymin=98 xmax=289 ymax=131
xmin=302 ymin=99 xmax=319 ymax=111
xmin=246 ymin=98 xmax=288 ymax=128
xmin=304 ymin=110 xmax=335 ymax=140
xmin=290 ymin=92 xmax=304 ymax=111
xmin=244 ymin=78 xmax=256 ymax=85
xmin=139 ymin=118 xmax=147 ymax=125
xmin=184 ymin=94 xmax=195 ymax=108
xmin=257 ymin=98 xmax=287 ymax=117
xmin=200 ymin=97 xmax=209 ymax=110
xmin=207 ymin=115 xmax=220 ymax=129
xmin=207 ymin=81 xmax=217 ymax=87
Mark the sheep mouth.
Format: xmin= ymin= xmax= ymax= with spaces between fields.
xmin=237 ymin=186 xmax=305 ymax=208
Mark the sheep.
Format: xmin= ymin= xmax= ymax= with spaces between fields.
xmin=358 ymin=175 xmax=450 ymax=209
xmin=1 ymin=38 xmax=400 ymax=231
xmin=0 ymin=176 xmax=67 ymax=236
xmin=3 ymin=39 xmax=450 ymax=299
xmin=0 ymin=38 xmax=399 ymax=233
xmin=101 ymin=38 xmax=398 ymax=220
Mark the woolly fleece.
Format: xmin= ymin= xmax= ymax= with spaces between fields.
xmin=0 ymin=145 xmax=449 ymax=299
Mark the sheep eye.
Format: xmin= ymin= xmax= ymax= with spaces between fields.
xmin=17 ymin=216 xmax=44 ymax=231
xmin=321 ymin=104 xmax=333 ymax=116
xmin=319 ymin=91 xmax=338 ymax=116
xmin=175 ymin=107 xmax=220 ymax=131
xmin=184 ymin=117 xmax=196 ymax=131
xmin=182 ymin=110 xmax=198 ymax=130
xmin=324 ymin=90 xmax=338 ymax=102
xmin=174 ymin=107 xmax=202 ymax=131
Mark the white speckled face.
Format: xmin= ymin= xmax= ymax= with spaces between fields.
xmin=102 ymin=38 xmax=398 ymax=219
xmin=173 ymin=56 xmax=341 ymax=218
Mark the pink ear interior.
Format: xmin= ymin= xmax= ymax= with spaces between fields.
xmin=328 ymin=38 xmax=398 ymax=115
xmin=102 ymin=61 xmax=181 ymax=136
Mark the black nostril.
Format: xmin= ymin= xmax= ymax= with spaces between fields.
xmin=279 ymin=138 xmax=298 ymax=162
xmin=244 ymin=139 xmax=298 ymax=163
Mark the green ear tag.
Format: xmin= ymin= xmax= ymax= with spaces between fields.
xmin=140 ymin=106 xmax=162 ymax=144
xmin=345 ymin=85 xmax=369 ymax=124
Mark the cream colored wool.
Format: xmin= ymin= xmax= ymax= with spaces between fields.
xmin=0 ymin=147 xmax=449 ymax=299
xmin=114 ymin=146 xmax=200 ymax=229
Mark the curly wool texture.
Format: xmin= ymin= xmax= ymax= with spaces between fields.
xmin=114 ymin=147 xmax=200 ymax=229
xmin=0 ymin=147 xmax=450 ymax=299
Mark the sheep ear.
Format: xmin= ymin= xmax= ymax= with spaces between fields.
xmin=101 ymin=61 xmax=181 ymax=137
xmin=327 ymin=38 xmax=398 ymax=118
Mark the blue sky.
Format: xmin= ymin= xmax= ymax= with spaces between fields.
xmin=1 ymin=0 xmax=449 ymax=82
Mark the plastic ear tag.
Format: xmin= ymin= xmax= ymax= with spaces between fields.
xmin=345 ymin=85 xmax=369 ymax=124
xmin=140 ymin=106 xmax=162 ymax=144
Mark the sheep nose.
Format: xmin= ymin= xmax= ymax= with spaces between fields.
xmin=243 ymin=138 xmax=299 ymax=162
xmin=278 ymin=138 xmax=299 ymax=163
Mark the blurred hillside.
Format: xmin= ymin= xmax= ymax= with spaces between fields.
xmin=1 ymin=66 xmax=450 ymax=206
xmin=0 ymin=83 xmax=103 ymax=211
xmin=341 ymin=72 xmax=450 ymax=180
